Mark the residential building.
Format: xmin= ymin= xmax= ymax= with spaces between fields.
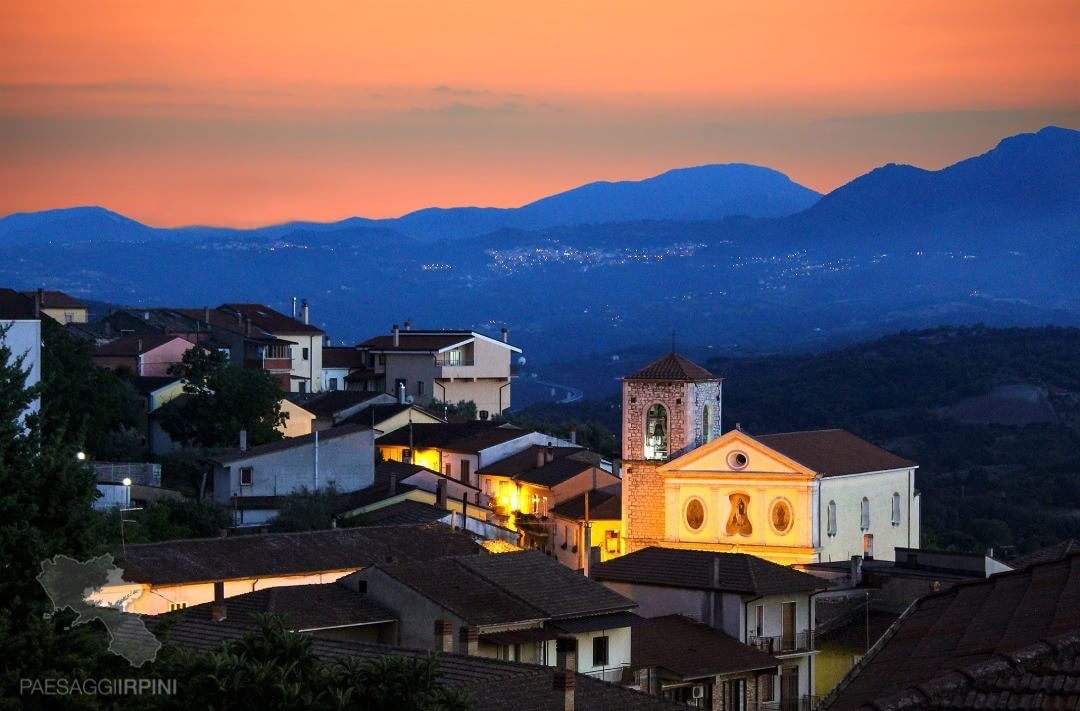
xmin=220 ymin=302 xmax=324 ymax=394
xmin=211 ymin=423 xmax=375 ymax=526
xmin=92 ymin=334 xmax=197 ymax=376
xmin=632 ymin=614 xmax=780 ymax=709
xmin=620 ymin=353 xmax=920 ymax=566
xmin=0 ymin=288 xmax=42 ymax=422
xmin=356 ymin=323 xmax=520 ymax=418
xmin=286 ymin=390 xmax=397 ymax=431
xmin=322 ymin=345 xmax=368 ymax=391
xmin=161 ymin=581 xmax=399 ymax=644
xmin=592 ymin=546 xmax=826 ymax=707
xmin=341 ymin=401 xmax=444 ymax=436
xmin=551 ymin=488 xmax=624 ymax=571
xmin=21 ymin=288 xmax=88 ymax=323
xmin=822 ymin=552 xmax=1080 ymax=711
xmin=159 ymin=616 xmax=687 ymax=711
xmin=347 ymin=549 xmax=640 ymax=681
xmin=92 ymin=461 xmax=181 ymax=511
xmin=130 ymin=376 xmax=186 ymax=454
xmin=477 ymin=444 xmax=619 ymax=547
xmin=94 ymin=523 xmax=482 ymax=614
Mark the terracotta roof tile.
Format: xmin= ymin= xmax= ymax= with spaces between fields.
xmin=22 ymin=289 xmax=86 ymax=309
xmin=633 ymin=614 xmax=779 ymax=678
xmin=220 ymin=303 xmax=323 ymax=334
xmin=625 ymin=352 xmax=717 ymax=381
xmin=754 ymin=429 xmax=917 ymax=477
xmin=94 ymin=334 xmax=194 ymax=357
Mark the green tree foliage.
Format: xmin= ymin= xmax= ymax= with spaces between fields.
xmin=39 ymin=317 xmax=146 ymax=461
xmin=502 ymin=414 xmax=617 ymax=458
xmin=93 ymin=497 xmax=230 ymax=545
xmin=158 ymin=347 xmax=285 ymax=450
xmin=154 ymin=615 xmax=471 ymax=710
xmin=269 ymin=485 xmax=345 ymax=532
xmin=430 ymin=399 xmax=477 ymax=420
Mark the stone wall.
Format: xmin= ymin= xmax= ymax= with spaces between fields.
xmin=623 ymin=460 xmax=665 ymax=550
xmin=622 ymin=380 xmax=692 ymax=460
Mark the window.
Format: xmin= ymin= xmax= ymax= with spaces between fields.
xmin=592 ymin=636 xmax=609 ymax=667
xmin=754 ymin=604 xmax=764 ymax=637
xmin=892 ymin=492 xmax=902 ymax=526
xmin=781 ymin=601 xmax=796 ymax=651
xmin=328 ymin=377 xmax=339 ymax=391
xmin=460 ymin=460 xmax=471 ymax=484
xmin=864 ymin=533 xmax=875 ymax=558
xmin=727 ymin=451 xmax=749 ymax=470
xmin=418 ymin=380 xmax=425 ymax=396
xmin=239 ymin=467 xmax=253 ymax=486
xmin=402 ymin=448 xmax=412 ymax=463
xmin=378 ymin=354 xmax=386 ymax=365
xmin=298 ymin=381 xmax=307 ymax=394
xmin=701 ymin=404 xmax=712 ymax=444
xmin=644 ymin=404 xmax=668 ymax=460
xmin=604 ymin=529 xmax=619 ymax=554
xmin=479 ymin=410 xmax=489 ymax=420
xmin=759 ymin=674 xmax=775 ymax=703
xmin=444 ymin=463 xmax=452 ymax=477
xmin=684 ymin=497 xmax=706 ymax=531
xmin=64 ymin=312 xmax=75 ymax=323
xmin=531 ymin=493 xmax=539 ymax=513
xmin=860 ymin=497 xmax=871 ymax=530
xmin=301 ymin=347 xmax=309 ymax=361
xmin=827 ymin=500 xmax=837 ymax=536
xmin=448 ymin=350 xmax=462 ymax=366
xmin=723 ymin=679 xmax=745 ymax=711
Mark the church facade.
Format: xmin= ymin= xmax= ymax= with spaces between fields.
xmin=621 ymin=353 xmax=919 ymax=566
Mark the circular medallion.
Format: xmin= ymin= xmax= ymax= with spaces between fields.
xmin=770 ymin=498 xmax=794 ymax=534
xmin=684 ymin=498 xmax=706 ymax=531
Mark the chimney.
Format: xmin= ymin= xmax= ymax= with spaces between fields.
xmin=459 ymin=625 xmax=479 ymax=656
xmin=136 ymin=338 xmax=143 ymax=354
xmin=546 ymin=442 xmax=555 ymax=463
xmin=404 ymin=320 xmax=412 ymax=331
xmin=434 ymin=620 xmax=453 ymax=653
xmin=398 ymin=381 xmax=406 ymax=404
xmin=388 ymin=473 xmax=397 ymax=496
xmin=436 ymin=478 xmax=448 ymax=509
xmin=537 ymin=447 xmax=546 ymax=470
xmin=569 ymin=426 xmax=577 ymax=445
xmin=245 ymin=316 xmax=252 ymax=337
xmin=143 ymin=310 xmax=150 ymax=321
xmin=712 ymin=557 xmax=721 ymax=588
xmin=554 ymin=638 xmax=577 ymax=711
xmin=32 ymin=289 xmax=42 ymax=318
xmin=501 ymin=326 xmax=508 ymax=343
xmin=239 ymin=429 xmax=248 ymax=452
xmin=301 ymin=299 xmax=309 ymax=325
xmin=203 ymin=306 xmax=210 ymax=326
xmin=236 ymin=311 xmax=242 ymax=326
xmin=211 ymin=581 xmax=226 ymax=622
xmin=291 ymin=296 xmax=297 ymax=319
xmin=392 ymin=323 xmax=400 ymax=347
xmin=850 ymin=555 xmax=863 ymax=585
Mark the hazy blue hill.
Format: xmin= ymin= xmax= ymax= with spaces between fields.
xmin=0 ymin=206 xmax=154 ymax=245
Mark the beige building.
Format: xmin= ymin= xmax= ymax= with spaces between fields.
xmin=222 ymin=302 xmax=324 ymax=394
xmin=22 ymin=289 xmax=88 ymax=324
xmin=356 ymin=324 xmax=520 ymax=418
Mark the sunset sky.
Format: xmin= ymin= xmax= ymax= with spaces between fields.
xmin=2 ymin=1 xmax=1078 ymax=227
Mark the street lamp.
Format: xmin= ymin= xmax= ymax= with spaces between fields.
xmin=76 ymin=451 xmax=86 ymax=461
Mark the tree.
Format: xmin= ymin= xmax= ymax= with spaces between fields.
xmin=269 ymin=485 xmax=346 ymax=532
xmin=93 ymin=497 xmax=230 ymax=545
xmin=430 ymin=399 xmax=477 ymax=420
xmin=159 ymin=347 xmax=285 ymax=450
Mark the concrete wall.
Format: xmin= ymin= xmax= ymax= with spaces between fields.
xmin=278 ymin=399 xmax=317 ymax=438
xmin=215 ymin=428 xmax=375 ymax=502
xmin=819 ymin=468 xmax=919 ymax=563
xmin=140 ymin=338 xmax=196 ymax=376
xmin=384 ymin=352 xmax=438 ymax=403
xmin=1 ymin=319 xmax=41 ymax=422
xmin=281 ymin=333 xmax=323 ymax=394
xmin=351 ymin=566 xmax=470 ymax=651
xmin=322 ymin=366 xmax=350 ymax=391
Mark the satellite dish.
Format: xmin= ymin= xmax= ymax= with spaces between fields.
xmin=406 ymin=395 xmax=415 ymax=404
xmin=517 ymin=356 xmax=527 ymax=366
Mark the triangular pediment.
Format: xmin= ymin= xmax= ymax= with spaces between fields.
xmin=659 ymin=429 xmax=815 ymax=477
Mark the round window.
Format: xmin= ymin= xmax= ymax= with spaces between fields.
xmin=770 ymin=499 xmax=794 ymax=534
xmin=684 ymin=498 xmax=706 ymax=531
xmin=727 ymin=451 xmax=749 ymax=470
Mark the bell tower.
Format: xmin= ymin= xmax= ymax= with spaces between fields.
xmin=621 ymin=353 xmax=722 ymax=551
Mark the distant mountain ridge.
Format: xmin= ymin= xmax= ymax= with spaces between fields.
xmin=0 ymin=162 xmax=821 ymax=246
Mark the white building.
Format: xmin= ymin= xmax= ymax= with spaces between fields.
xmin=0 ymin=288 xmax=42 ymax=423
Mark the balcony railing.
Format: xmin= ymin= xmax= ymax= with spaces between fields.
xmin=582 ymin=663 xmax=630 ymax=684
xmin=747 ymin=631 xmax=814 ymax=654
xmin=434 ymin=356 xmax=475 ymax=367
xmin=244 ymin=357 xmax=292 ymax=372
xmin=753 ymin=695 xmax=820 ymax=711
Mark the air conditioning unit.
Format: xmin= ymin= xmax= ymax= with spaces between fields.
xmin=691 ymin=685 xmax=705 ymax=700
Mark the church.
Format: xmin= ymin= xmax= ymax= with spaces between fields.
xmin=620 ymin=353 xmax=920 ymax=566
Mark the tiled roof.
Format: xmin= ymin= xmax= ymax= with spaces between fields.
xmin=1009 ymin=539 xmax=1080 ymax=571
xmin=322 ymin=346 xmax=368 ymax=369
xmin=374 ymin=556 xmax=548 ymax=626
xmin=116 ymin=522 xmax=482 ymax=584
xmin=342 ymin=403 xmax=443 ymax=427
xmin=157 ymin=617 xmax=686 ymax=711
xmin=625 ymin=352 xmax=717 ymax=381
xmin=552 ymin=489 xmax=622 ymax=521
xmin=816 ymin=610 xmax=899 ymax=653
xmin=359 ymin=331 xmax=473 ymax=352
xmin=22 ymin=289 xmax=86 ymax=309
xmin=285 ymin=390 xmax=387 ymax=418
xmin=754 ymin=429 xmax=917 ymax=477
xmin=0 ymin=288 xmax=36 ymax=319
xmin=360 ymin=500 xmax=450 ymax=526
xmin=221 ymin=303 xmax=323 ymax=334
xmin=377 ymin=422 xmax=528 ymax=453
xmin=633 ymin=614 xmax=778 ymax=678
xmin=94 ymin=334 xmax=194 ymax=357
xmin=458 ymin=550 xmax=636 ymax=620
xmin=823 ymin=553 xmax=1080 ymax=711
xmin=477 ymin=445 xmax=584 ymax=476
xmin=160 ymin=582 xmax=396 ymax=631
xmin=592 ymin=547 xmax=825 ymax=595
xmin=209 ymin=422 xmax=370 ymax=464
xmin=513 ymin=457 xmax=597 ymax=488
xmin=129 ymin=375 xmax=183 ymax=396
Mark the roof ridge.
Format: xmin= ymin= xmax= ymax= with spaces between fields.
xmin=453 ymin=553 xmax=553 ymax=619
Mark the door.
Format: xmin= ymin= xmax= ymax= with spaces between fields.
xmin=781 ymin=601 xmax=796 ymax=652
xmin=781 ymin=665 xmax=799 ymax=711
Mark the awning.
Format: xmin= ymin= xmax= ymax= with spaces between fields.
xmin=551 ymin=611 xmax=644 ymax=634
xmin=480 ymin=628 xmax=560 ymax=645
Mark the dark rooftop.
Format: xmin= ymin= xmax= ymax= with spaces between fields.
xmin=359 ymin=499 xmax=450 ymax=526
xmin=210 ymin=422 xmax=370 ymax=464
xmin=633 ymin=614 xmax=778 ymax=679
xmin=286 ymin=389 xmax=388 ymax=418
xmin=625 ymin=352 xmax=718 ymax=381
xmin=129 ymin=375 xmax=184 ymax=396
xmin=377 ymin=421 xmax=528 ymax=453
xmin=592 ymin=547 xmax=825 ymax=596
xmin=552 ymin=489 xmax=621 ymax=521
xmin=513 ymin=457 xmax=598 ymax=488
xmin=0 ymin=288 xmax=36 ymax=319
xmin=1009 ymin=539 xmax=1080 ymax=571
xmin=477 ymin=445 xmax=583 ymax=476
xmin=116 ymin=522 xmax=482 ymax=584
xmin=359 ymin=331 xmax=473 ymax=352
xmin=22 ymin=289 xmax=86 ymax=309
xmin=754 ymin=429 xmax=917 ymax=477
xmin=161 ymin=582 xmax=396 ymax=631
xmin=824 ymin=552 xmax=1080 ymax=711
xmin=340 ymin=402 xmax=444 ymax=427
xmin=94 ymin=334 xmax=194 ymax=357
xmin=322 ymin=346 xmax=368 ymax=369
xmin=221 ymin=303 xmax=323 ymax=334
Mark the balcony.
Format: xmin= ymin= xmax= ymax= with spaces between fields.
xmin=244 ymin=357 xmax=292 ymax=372
xmin=754 ymin=696 xmax=820 ymax=711
xmin=582 ymin=663 xmax=630 ymax=684
xmin=747 ymin=631 xmax=814 ymax=655
xmin=434 ymin=355 xmax=475 ymax=367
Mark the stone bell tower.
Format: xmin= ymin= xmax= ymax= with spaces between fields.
xmin=621 ymin=352 xmax=722 ymax=551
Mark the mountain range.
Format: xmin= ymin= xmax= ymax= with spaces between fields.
xmin=2 ymin=125 xmax=1078 ymax=394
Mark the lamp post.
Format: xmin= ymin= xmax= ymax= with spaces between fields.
xmin=119 ymin=478 xmax=141 ymax=555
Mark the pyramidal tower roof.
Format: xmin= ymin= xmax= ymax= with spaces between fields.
xmin=625 ymin=352 xmax=718 ymax=381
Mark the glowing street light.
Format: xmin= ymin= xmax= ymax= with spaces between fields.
xmin=75 ymin=451 xmax=86 ymax=461
xmin=122 ymin=477 xmax=132 ymax=487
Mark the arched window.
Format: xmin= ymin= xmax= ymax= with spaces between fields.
xmin=891 ymin=492 xmax=902 ymax=526
xmin=701 ymin=404 xmax=712 ymax=444
xmin=827 ymin=500 xmax=837 ymax=537
xmin=644 ymin=404 xmax=668 ymax=460
xmin=860 ymin=497 xmax=871 ymax=531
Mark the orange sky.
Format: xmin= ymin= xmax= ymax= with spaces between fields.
xmin=1 ymin=0 xmax=1078 ymax=226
